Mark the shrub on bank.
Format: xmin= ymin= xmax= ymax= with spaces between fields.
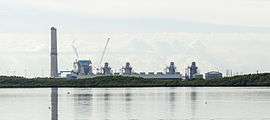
xmin=0 ymin=73 xmax=270 ymax=88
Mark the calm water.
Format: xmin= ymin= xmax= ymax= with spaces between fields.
xmin=0 ymin=87 xmax=270 ymax=120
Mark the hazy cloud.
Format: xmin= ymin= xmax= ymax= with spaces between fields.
xmin=0 ymin=0 xmax=270 ymax=77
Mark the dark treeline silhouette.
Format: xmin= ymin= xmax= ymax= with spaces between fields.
xmin=0 ymin=73 xmax=270 ymax=88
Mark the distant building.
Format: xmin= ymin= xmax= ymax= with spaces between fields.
xmin=102 ymin=62 xmax=112 ymax=75
xmin=114 ymin=73 xmax=120 ymax=75
xmin=185 ymin=62 xmax=199 ymax=80
xmin=122 ymin=62 xmax=132 ymax=75
xmin=189 ymin=62 xmax=198 ymax=79
xmin=205 ymin=71 xmax=223 ymax=80
xmin=193 ymin=73 xmax=204 ymax=79
xmin=73 ymin=60 xmax=93 ymax=75
xmin=148 ymin=72 xmax=155 ymax=75
xmin=140 ymin=72 xmax=146 ymax=75
xmin=166 ymin=62 xmax=176 ymax=74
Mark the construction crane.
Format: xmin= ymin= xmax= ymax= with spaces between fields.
xmin=71 ymin=39 xmax=79 ymax=60
xmin=99 ymin=37 xmax=110 ymax=66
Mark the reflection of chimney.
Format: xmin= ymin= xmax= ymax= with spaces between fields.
xmin=50 ymin=27 xmax=58 ymax=78
xmin=51 ymin=88 xmax=58 ymax=120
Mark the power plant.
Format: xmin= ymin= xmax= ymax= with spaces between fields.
xmin=50 ymin=27 xmax=222 ymax=80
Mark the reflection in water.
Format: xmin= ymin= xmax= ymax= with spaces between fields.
xmin=169 ymin=88 xmax=176 ymax=116
xmin=124 ymin=88 xmax=132 ymax=119
xmin=104 ymin=89 xmax=111 ymax=120
xmin=73 ymin=88 xmax=93 ymax=119
xmin=45 ymin=87 xmax=270 ymax=120
xmin=104 ymin=93 xmax=110 ymax=101
xmin=51 ymin=88 xmax=58 ymax=120
xmin=125 ymin=92 xmax=132 ymax=102
xmin=190 ymin=88 xmax=197 ymax=119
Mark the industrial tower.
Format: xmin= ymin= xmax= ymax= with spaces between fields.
xmin=122 ymin=62 xmax=132 ymax=75
xmin=50 ymin=27 xmax=58 ymax=78
xmin=166 ymin=62 xmax=176 ymax=74
xmin=189 ymin=62 xmax=198 ymax=79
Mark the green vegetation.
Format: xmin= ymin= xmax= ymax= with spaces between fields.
xmin=0 ymin=73 xmax=270 ymax=88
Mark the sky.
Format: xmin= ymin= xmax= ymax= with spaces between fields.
xmin=0 ymin=0 xmax=270 ymax=77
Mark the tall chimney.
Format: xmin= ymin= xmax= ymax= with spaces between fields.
xmin=50 ymin=27 xmax=58 ymax=78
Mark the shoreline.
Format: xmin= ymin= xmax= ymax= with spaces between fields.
xmin=0 ymin=73 xmax=270 ymax=88
xmin=1 ymin=86 xmax=270 ymax=89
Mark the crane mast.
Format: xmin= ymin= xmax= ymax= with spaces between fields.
xmin=99 ymin=38 xmax=110 ymax=66
xmin=71 ymin=40 xmax=79 ymax=60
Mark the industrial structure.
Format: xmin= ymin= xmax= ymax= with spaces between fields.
xmin=122 ymin=62 xmax=132 ymax=75
xmin=101 ymin=62 xmax=112 ymax=75
xmin=193 ymin=73 xmax=204 ymax=79
xmin=205 ymin=71 xmax=223 ymax=80
xmin=50 ymin=27 xmax=224 ymax=80
xmin=184 ymin=62 xmax=203 ymax=80
xmin=68 ymin=61 xmax=182 ymax=80
xmin=166 ymin=62 xmax=176 ymax=74
xmin=189 ymin=62 xmax=198 ymax=79
xmin=124 ymin=62 xmax=182 ymax=79
xmin=73 ymin=60 xmax=93 ymax=75
xmin=50 ymin=27 xmax=58 ymax=78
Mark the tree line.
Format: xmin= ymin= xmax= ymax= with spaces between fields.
xmin=0 ymin=73 xmax=270 ymax=88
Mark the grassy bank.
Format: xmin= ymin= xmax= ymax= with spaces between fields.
xmin=0 ymin=73 xmax=270 ymax=88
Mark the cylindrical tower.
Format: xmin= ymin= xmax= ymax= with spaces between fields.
xmin=50 ymin=27 xmax=58 ymax=78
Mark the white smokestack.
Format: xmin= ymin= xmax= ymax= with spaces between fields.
xmin=50 ymin=27 xmax=58 ymax=78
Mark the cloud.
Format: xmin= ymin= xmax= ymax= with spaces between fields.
xmin=2 ymin=32 xmax=270 ymax=77
xmin=0 ymin=0 xmax=270 ymax=77
xmin=12 ymin=0 xmax=270 ymax=27
xmin=1 ymin=0 xmax=270 ymax=33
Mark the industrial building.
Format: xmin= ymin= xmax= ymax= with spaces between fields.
xmin=193 ymin=73 xmax=204 ymax=79
xmin=166 ymin=62 xmax=177 ymax=74
xmin=102 ymin=62 xmax=112 ymax=75
xmin=205 ymin=71 xmax=223 ymax=80
xmin=122 ymin=62 xmax=132 ymax=75
xmin=73 ymin=60 xmax=93 ymax=75
xmin=50 ymin=27 xmax=223 ymax=80
xmin=185 ymin=62 xmax=203 ymax=80
xmin=72 ymin=61 xmax=182 ymax=80
xmin=189 ymin=62 xmax=198 ymax=79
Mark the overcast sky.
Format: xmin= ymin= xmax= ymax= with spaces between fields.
xmin=0 ymin=0 xmax=270 ymax=77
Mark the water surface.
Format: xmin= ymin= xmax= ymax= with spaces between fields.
xmin=0 ymin=87 xmax=270 ymax=120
